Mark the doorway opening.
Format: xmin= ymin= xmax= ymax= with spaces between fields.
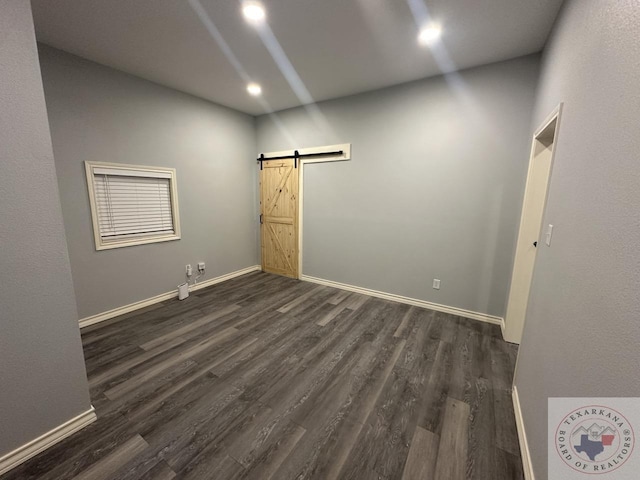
xmin=258 ymin=144 xmax=351 ymax=279
xmin=504 ymin=105 xmax=562 ymax=344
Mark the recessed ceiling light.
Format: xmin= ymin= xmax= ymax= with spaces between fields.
xmin=418 ymin=24 xmax=442 ymax=46
xmin=242 ymin=1 xmax=266 ymax=24
xmin=247 ymin=83 xmax=262 ymax=96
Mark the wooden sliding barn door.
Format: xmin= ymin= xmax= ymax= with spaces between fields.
xmin=260 ymin=159 xmax=299 ymax=278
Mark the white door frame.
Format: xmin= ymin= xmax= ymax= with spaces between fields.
xmin=258 ymin=143 xmax=352 ymax=278
xmin=504 ymin=103 xmax=563 ymax=344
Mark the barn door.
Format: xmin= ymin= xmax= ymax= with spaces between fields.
xmin=260 ymin=159 xmax=299 ymax=278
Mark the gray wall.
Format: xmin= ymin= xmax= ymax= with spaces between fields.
xmin=514 ymin=1 xmax=640 ymax=477
xmin=39 ymin=46 xmax=259 ymax=319
xmin=257 ymin=56 xmax=540 ymax=318
xmin=0 ymin=1 xmax=91 ymax=457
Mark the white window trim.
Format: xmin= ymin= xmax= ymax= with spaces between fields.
xmin=84 ymin=161 xmax=181 ymax=251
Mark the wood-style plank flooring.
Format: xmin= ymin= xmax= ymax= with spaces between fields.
xmin=3 ymin=272 xmax=523 ymax=480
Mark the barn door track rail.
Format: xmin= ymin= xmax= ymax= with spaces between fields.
xmin=257 ymin=149 xmax=344 ymax=169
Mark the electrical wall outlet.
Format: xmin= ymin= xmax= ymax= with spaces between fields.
xmin=186 ymin=264 xmax=193 ymax=276
xmin=432 ymin=278 xmax=441 ymax=290
xmin=197 ymin=262 xmax=206 ymax=272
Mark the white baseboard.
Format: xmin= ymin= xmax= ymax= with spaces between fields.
xmin=79 ymin=290 xmax=177 ymax=329
xmin=512 ymin=386 xmax=535 ymax=480
xmin=300 ymin=274 xmax=505 ymax=328
xmin=0 ymin=407 xmax=97 ymax=476
xmin=79 ymin=265 xmax=261 ymax=329
xmin=188 ymin=265 xmax=261 ymax=293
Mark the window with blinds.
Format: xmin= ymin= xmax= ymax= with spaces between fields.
xmin=85 ymin=162 xmax=181 ymax=250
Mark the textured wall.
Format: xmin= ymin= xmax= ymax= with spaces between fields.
xmin=514 ymin=1 xmax=640 ymax=477
xmin=39 ymin=46 xmax=259 ymax=319
xmin=0 ymin=1 xmax=91 ymax=457
xmin=257 ymin=55 xmax=540 ymax=317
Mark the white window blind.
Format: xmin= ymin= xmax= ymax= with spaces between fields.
xmin=85 ymin=162 xmax=180 ymax=250
xmin=93 ymin=173 xmax=175 ymax=240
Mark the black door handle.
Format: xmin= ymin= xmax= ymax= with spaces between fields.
xmin=533 ymin=241 xmax=537 ymax=247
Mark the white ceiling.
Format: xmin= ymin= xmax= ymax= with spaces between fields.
xmin=31 ymin=0 xmax=564 ymax=116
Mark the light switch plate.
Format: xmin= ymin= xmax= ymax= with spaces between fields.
xmin=545 ymin=224 xmax=554 ymax=246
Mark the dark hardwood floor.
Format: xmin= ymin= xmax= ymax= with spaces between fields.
xmin=3 ymin=272 xmax=523 ymax=479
